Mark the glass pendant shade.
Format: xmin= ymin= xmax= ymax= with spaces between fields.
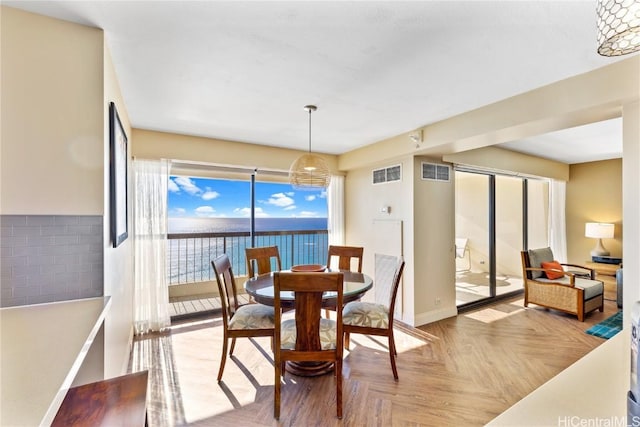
xmin=597 ymin=0 xmax=640 ymax=56
xmin=289 ymin=105 xmax=331 ymax=190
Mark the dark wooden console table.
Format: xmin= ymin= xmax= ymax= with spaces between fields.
xmin=51 ymin=370 xmax=148 ymax=427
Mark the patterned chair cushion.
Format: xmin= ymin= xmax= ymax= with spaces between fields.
xmin=228 ymin=303 xmax=275 ymax=330
xmin=281 ymin=318 xmax=337 ymax=350
xmin=343 ymin=301 xmax=389 ymax=329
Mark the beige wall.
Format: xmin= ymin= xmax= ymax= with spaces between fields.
xmin=1 ymin=6 xmax=134 ymax=378
xmin=412 ymin=157 xmax=456 ymax=325
xmin=1 ymin=7 xmax=104 ymax=215
xmin=344 ymin=155 xmax=416 ymax=323
xmin=133 ymin=128 xmax=338 ymax=175
xmin=103 ymin=42 xmax=135 ymax=377
xmin=566 ymin=158 xmax=623 ymax=264
xmin=443 ymin=146 xmax=569 ymax=181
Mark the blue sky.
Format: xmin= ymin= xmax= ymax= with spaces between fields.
xmin=168 ymin=176 xmax=327 ymax=218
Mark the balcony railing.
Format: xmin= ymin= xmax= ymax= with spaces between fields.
xmin=167 ymin=229 xmax=329 ymax=285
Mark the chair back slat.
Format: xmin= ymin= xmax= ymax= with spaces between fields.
xmin=273 ymin=271 xmax=344 ymax=419
xmin=388 ymin=258 xmax=405 ymax=321
xmin=327 ymin=245 xmax=363 ymax=272
xmin=246 ymin=246 xmax=282 ymax=277
xmin=274 ymin=272 xmax=343 ymax=352
xmin=374 ymin=254 xmax=399 ymax=305
xmin=212 ymin=254 xmax=239 ymax=321
xmin=292 ymin=292 xmax=324 ymax=351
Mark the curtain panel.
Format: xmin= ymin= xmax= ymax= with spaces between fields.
xmin=549 ymin=179 xmax=567 ymax=263
xmin=133 ymin=158 xmax=171 ymax=334
xmin=327 ymin=175 xmax=345 ymax=246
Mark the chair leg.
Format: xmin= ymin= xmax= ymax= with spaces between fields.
xmin=229 ymin=337 xmax=237 ymax=355
xmin=388 ymin=332 xmax=399 ymax=380
xmin=344 ymin=332 xmax=350 ymax=350
xmin=389 ymin=331 xmax=397 ymax=356
xmin=217 ymin=337 xmax=229 ymax=382
xmin=336 ymin=356 xmax=343 ymax=419
xmin=274 ymin=357 xmax=281 ymax=419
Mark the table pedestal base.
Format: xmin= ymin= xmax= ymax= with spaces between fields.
xmin=286 ymin=361 xmax=334 ymax=377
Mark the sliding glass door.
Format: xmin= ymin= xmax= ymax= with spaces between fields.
xmin=455 ymin=171 xmax=490 ymax=305
xmin=495 ymin=175 xmax=524 ymax=297
xmin=455 ymin=169 xmax=549 ymax=308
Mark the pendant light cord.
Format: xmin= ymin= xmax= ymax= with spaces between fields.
xmin=304 ymin=104 xmax=317 ymax=154
xmin=308 ymin=108 xmax=312 ymax=153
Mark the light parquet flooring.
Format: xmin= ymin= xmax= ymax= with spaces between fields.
xmin=129 ymin=297 xmax=619 ymax=426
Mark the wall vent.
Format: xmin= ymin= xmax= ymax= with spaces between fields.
xmin=372 ymin=164 xmax=401 ymax=184
xmin=422 ymin=162 xmax=451 ymax=182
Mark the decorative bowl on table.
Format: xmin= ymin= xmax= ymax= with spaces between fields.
xmin=291 ymin=264 xmax=326 ymax=272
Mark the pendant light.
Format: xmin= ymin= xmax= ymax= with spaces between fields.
xmin=289 ymin=105 xmax=331 ymax=190
xmin=597 ymin=0 xmax=640 ymax=56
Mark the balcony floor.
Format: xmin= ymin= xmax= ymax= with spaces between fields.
xmin=169 ymin=293 xmax=250 ymax=320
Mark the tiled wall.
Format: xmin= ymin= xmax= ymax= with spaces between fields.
xmin=0 ymin=215 xmax=103 ymax=307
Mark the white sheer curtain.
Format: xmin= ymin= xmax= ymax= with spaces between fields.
xmin=549 ymin=179 xmax=568 ymax=263
xmin=133 ymin=158 xmax=171 ymax=334
xmin=327 ymin=175 xmax=345 ymax=246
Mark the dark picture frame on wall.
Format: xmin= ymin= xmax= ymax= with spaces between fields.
xmin=109 ymin=101 xmax=128 ymax=248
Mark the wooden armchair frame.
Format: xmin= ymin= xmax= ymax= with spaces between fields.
xmin=521 ymin=251 xmax=604 ymax=321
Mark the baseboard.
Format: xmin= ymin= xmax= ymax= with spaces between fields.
xmin=414 ymin=306 xmax=458 ymax=327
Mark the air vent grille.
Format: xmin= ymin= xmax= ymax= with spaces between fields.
xmin=372 ymin=164 xmax=401 ymax=184
xmin=422 ymin=162 xmax=450 ymax=182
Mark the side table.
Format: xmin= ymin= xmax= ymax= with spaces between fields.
xmin=585 ymin=261 xmax=622 ymax=305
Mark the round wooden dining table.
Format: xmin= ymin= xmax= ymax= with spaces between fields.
xmin=244 ymin=269 xmax=373 ymax=309
xmin=243 ymin=268 xmax=373 ymax=376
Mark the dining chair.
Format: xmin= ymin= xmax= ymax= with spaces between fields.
xmin=245 ymin=246 xmax=282 ymax=278
xmin=326 ymin=245 xmax=364 ymax=272
xmin=273 ymin=271 xmax=344 ymax=420
xmin=324 ymin=245 xmax=363 ymax=318
xmin=211 ymin=253 xmax=275 ymax=382
xmin=342 ymin=254 xmax=405 ymax=380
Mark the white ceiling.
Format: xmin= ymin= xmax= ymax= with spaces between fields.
xmin=5 ymin=1 xmax=627 ymax=162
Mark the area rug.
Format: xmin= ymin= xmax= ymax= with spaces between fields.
xmin=585 ymin=310 xmax=623 ymax=339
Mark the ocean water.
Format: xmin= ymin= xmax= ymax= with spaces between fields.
xmin=167 ymin=217 xmax=329 ymax=283
xmin=168 ymin=217 xmax=327 ymax=233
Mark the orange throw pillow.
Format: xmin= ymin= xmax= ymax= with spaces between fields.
xmin=541 ymin=260 xmax=565 ymax=280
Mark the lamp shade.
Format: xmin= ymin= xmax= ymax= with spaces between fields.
xmin=289 ymin=104 xmax=331 ymax=190
xmin=289 ymin=153 xmax=331 ymax=190
xmin=597 ymin=0 xmax=640 ymax=56
xmin=585 ymin=222 xmax=615 ymax=239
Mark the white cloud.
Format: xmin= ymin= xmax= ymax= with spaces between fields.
xmin=266 ymin=192 xmax=295 ymax=207
xmin=305 ymin=195 xmax=316 ymax=201
xmin=174 ymin=176 xmax=201 ymax=195
xmin=202 ymin=190 xmax=220 ymax=201
xmin=298 ymin=211 xmax=318 ymax=218
xmin=172 ymin=207 xmax=186 ymax=215
xmin=286 ymin=192 xmax=295 ymax=196
xmin=234 ymin=207 xmax=269 ymax=218
xmin=319 ymin=190 xmax=327 ymax=199
xmin=284 ymin=205 xmax=296 ymax=211
xmin=195 ymin=206 xmax=216 ymax=217
xmin=168 ymin=179 xmax=180 ymax=193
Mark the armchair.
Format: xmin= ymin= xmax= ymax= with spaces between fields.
xmin=521 ymin=247 xmax=604 ymax=321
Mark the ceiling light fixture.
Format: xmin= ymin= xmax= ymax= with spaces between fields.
xmin=289 ymin=105 xmax=331 ymax=190
xmin=597 ymin=0 xmax=640 ymax=56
